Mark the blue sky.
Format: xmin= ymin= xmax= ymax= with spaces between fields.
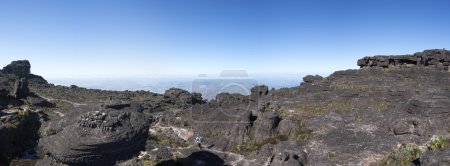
xmin=1 ymin=0 xmax=449 ymax=78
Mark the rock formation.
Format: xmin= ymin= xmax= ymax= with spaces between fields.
xmin=357 ymin=49 xmax=450 ymax=70
xmin=163 ymin=88 xmax=205 ymax=108
xmin=12 ymin=78 xmax=29 ymax=99
xmin=1 ymin=60 xmax=31 ymax=77
xmin=4 ymin=49 xmax=450 ymax=165
xmin=40 ymin=102 xmax=149 ymax=165
xmin=0 ymin=109 xmax=41 ymax=165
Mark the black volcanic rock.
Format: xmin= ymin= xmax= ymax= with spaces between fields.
xmin=2 ymin=60 xmax=31 ymax=77
xmin=40 ymin=102 xmax=149 ymax=165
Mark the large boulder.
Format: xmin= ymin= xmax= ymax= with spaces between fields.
xmin=2 ymin=60 xmax=31 ymax=77
xmin=252 ymin=112 xmax=281 ymax=142
xmin=163 ymin=88 xmax=205 ymax=109
xmin=0 ymin=110 xmax=40 ymax=165
xmin=40 ymin=102 xmax=149 ymax=165
xmin=302 ymin=75 xmax=323 ymax=84
xmin=249 ymin=141 xmax=307 ymax=166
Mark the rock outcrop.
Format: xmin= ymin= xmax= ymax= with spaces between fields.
xmin=40 ymin=102 xmax=149 ymax=165
xmin=12 ymin=78 xmax=30 ymax=99
xmin=4 ymin=49 xmax=450 ymax=165
xmin=357 ymin=49 xmax=450 ymax=70
xmin=0 ymin=110 xmax=41 ymax=165
xmin=1 ymin=60 xmax=31 ymax=77
xmin=249 ymin=141 xmax=307 ymax=166
xmin=163 ymin=88 xmax=205 ymax=108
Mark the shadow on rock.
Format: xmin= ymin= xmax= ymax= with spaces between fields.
xmin=157 ymin=151 xmax=224 ymax=166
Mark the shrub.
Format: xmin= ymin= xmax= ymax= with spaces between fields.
xmin=428 ymin=136 xmax=448 ymax=150
xmin=383 ymin=143 xmax=423 ymax=166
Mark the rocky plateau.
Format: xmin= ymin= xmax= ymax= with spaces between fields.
xmin=1 ymin=49 xmax=450 ymax=166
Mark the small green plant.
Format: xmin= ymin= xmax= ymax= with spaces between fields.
xmin=289 ymin=124 xmax=312 ymax=143
xmin=383 ymin=143 xmax=423 ymax=166
xmin=149 ymin=135 xmax=171 ymax=146
xmin=233 ymin=135 xmax=288 ymax=154
xmin=140 ymin=159 xmax=162 ymax=166
xmin=44 ymin=128 xmax=58 ymax=136
xmin=428 ymin=136 xmax=448 ymax=150
xmin=148 ymin=134 xmax=187 ymax=149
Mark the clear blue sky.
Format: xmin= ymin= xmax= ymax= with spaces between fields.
xmin=1 ymin=0 xmax=449 ymax=78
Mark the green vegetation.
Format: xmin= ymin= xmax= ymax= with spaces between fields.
xmin=204 ymin=130 xmax=224 ymax=137
xmin=383 ymin=143 xmax=423 ymax=166
xmin=288 ymin=124 xmax=312 ymax=143
xmin=428 ymin=136 xmax=449 ymax=150
xmin=148 ymin=135 xmax=187 ymax=149
xmin=296 ymin=102 xmax=353 ymax=116
xmin=44 ymin=128 xmax=58 ymax=136
xmin=233 ymin=135 xmax=288 ymax=154
xmin=140 ymin=159 xmax=162 ymax=166
xmin=149 ymin=135 xmax=173 ymax=146
xmin=5 ymin=110 xmax=36 ymax=129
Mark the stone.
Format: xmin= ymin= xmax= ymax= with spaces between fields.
xmin=12 ymin=78 xmax=29 ymax=99
xmin=163 ymin=88 xmax=205 ymax=108
xmin=421 ymin=147 xmax=450 ymax=166
xmin=357 ymin=49 xmax=450 ymax=70
xmin=40 ymin=102 xmax=149 ymax=165
xmin=2 ymin=60 xmax=31 ymax=77
xmin=253 ymin=112 xmax=281 ymax=142
xmin=303 ymin=75 xmax=323 ymax=83
xmin=251 ymin=85 xmax=269 ymax=97
xmin=249 ymin=141 xmax=307 ymax=166
xmin=0 ymin=111 xmax=40 ymax=165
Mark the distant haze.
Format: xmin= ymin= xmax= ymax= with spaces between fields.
xmin=48 ymin=73 xmax=316 ymax=100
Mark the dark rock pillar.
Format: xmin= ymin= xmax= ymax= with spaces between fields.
xmin=12 ymin=78 xmax=29 ymax=99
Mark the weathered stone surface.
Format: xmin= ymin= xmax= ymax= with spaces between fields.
xmin=251 ymin=85 xmax=269 ymax=97
xmin=12 ymin=78 xmax=29 ymax=99
xmin=4 ymin=49 xmax=450 ymax=165
xmin=252 ymin=111 xmax=281 ymax=142
xmin=2 ymin=60 xmax=31 ymax=77
xmin=421 ymin=147 xmax=450 ymax=166
xmin=406 ymin=91 xmax=450 ymax=116
xmin=357 ymin=49 xmax=450 ymax=70
xmin=0 ymin=110 xmax=40 ymax=165
xmin=40 ymin=102 xmax=149 ymax=165
xmin=163 ymin=88 xmax=205 ymax=109
xmin=303 ymin=75 xmax=323 ymax=83
xmin=249 ymin=141 xmax=307 ymax=166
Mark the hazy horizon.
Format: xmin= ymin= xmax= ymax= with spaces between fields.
xmin=45 ymin=72 xmax=311 ymax=99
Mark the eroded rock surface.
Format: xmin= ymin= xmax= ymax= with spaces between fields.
xmin=40 ymin=102 xmax=149 ymax=165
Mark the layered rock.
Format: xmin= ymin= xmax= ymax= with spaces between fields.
xmin=1 ymin=60 xmax=31 ymax=77
xmin=162 ymin=88 xmax=205 ymax=109
xmin=40 ymin=102 xmax=149 ymax=165
xmin=357 ymin=49 xmax=450 ymax=70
